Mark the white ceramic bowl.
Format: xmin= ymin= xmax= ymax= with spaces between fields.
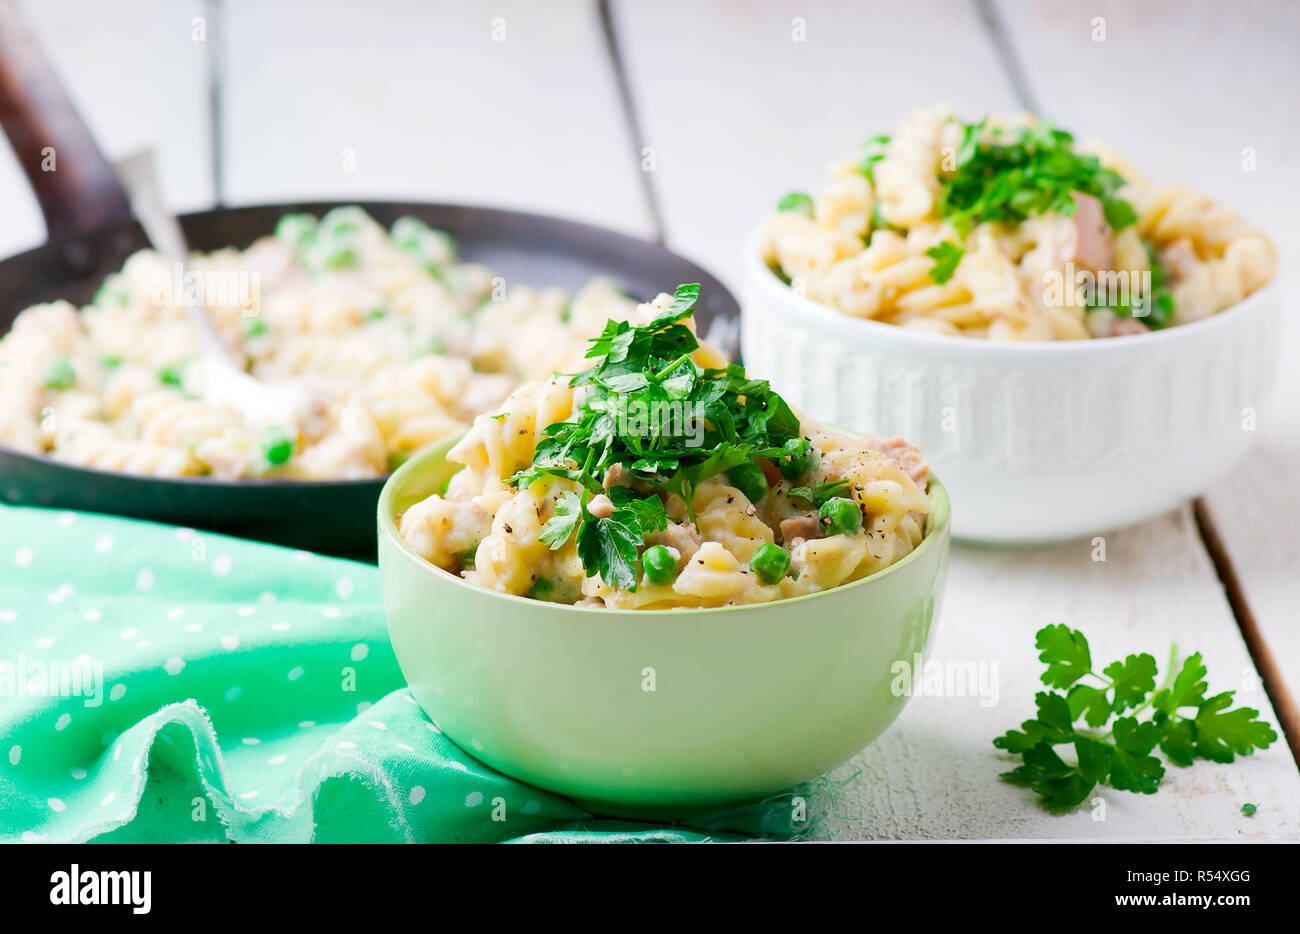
xmin=743 ymin=235 xmax=1281 ymax=543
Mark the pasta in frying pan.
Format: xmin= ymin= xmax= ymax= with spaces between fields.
xmin=0 ymin=207 xmax=639 ymax=479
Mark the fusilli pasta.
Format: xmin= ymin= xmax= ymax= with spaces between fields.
xmin=761 ymin=105 xmax=1276 ymax=340
xmin=0 ymin=207 xmax=640 ymax=479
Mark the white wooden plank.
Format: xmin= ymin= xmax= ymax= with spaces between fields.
xmin=219 ymin=0 xmax=652 ymax=238
xmin=0 ymin=0 xmax=213 ymax=258
xmin=0 ymin=130 xmax=43 ymax=257
xmin=610 ymin=0 xmax=1023 ymax=293
xmin=813 ymin=508 xmax=1300 ymax=840
xmin=994 ymin=0 xmax=1300 ymax=759
xmin=616 ymin=0 xmax=1300 ymax=838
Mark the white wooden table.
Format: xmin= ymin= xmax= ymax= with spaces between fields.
xmin=3 ymin=0 xmax=1297 ymax=840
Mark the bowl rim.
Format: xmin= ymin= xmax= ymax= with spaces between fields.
xmin=377 ymin=435 xmax=951 ymax=617
xmin=743 ymin=229 xmax=1279 ymax=357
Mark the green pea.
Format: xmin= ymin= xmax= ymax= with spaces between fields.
xmin=45 ymin=357 xmax=76 ymax=390
xmin=727 ymin=461 xmax=769 ymax=504
xmin=93 ymin=283 xmax=128 ymax=308
xmin=819 ymin=496 xmax=863 ymax=536
xmin=274 ymin=213 xmax=317 ymax=250
xmin=414 ymin=335 xmax=448 ymax=358
xmin=261 ymin=425 xmax=294 ymax=466
xmin=390 ymin=216 xmax=430 ymax=252
xmin=424 ymin=261 xmax=451 ymax=288
xmin=778 ymin=437 xmax=815 ymax=480
xmin=750 ymin=543 xmax=791 ymax=585
xmin=321 ymin=245 xmax=357 ymax=269
xmin=642 ymin=545 xmax=679 ymax=585
xmin=527 ymin=577 xmax=554 ymax=601
xmin=391 ymin=217 xmax=457 ymax=260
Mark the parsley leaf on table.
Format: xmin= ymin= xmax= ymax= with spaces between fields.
xmin=994 ymin=625 xmax=1277 ymax=811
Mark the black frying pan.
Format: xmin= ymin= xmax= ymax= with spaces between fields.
xmin=0 ymin=3 xmax=738 ymax=560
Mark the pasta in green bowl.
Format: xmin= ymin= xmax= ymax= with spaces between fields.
xmin=378 ymin=284 xmax=950 ymax=813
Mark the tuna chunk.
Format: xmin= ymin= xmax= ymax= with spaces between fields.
xmin=646 ymin=520 xmax=703 ymax=564
xmin=1065 ymin=191 xmax=1113 ymax=273
xmin=586 ymin=493 xmax=615 ymax=519
xmin=1108 ymin=317 xmax=1149 ymax=337
xmin=861 ymin=435 xmax=930 ymax=489
xmin=603 ymin=463 xmax=627 ymax=490
xmin=779 ymin=514 xmax=821 ymax=545
xmin=1159 ymin=238 xmax=1200 ymax=282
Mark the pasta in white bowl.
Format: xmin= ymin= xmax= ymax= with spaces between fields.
xmin=0 ymin=207 xmax=639 ymax=480
xmin=744 ymin=106 xmax=1281 ymax=542
xmin=760 ymin=105 xmax=1276 ymax=341
xmin=396 ymin=284 xmax=935 ymax=609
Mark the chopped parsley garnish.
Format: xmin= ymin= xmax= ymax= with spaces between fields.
xmin=786 ymin=479 xmax=850 ymax=509
xmin=995 ymin=625 xmax=1277 ymax=811
xmin=869 ymin=201 xmax=899 ymax=236
xmin=925 ymin=241 xmax=965 ymax=284
xmin=937 ymin=119 xmax=1136 ymax=237
xmin=777 ymin=191 xmax=814 ymax=214
xmin=857 ymin=134 xmax=891 ymax=184
xmin=93 ymin=283 xmax=127 ymax=308
xmin=243 ymin=317 xmax=268 ymax=338
xmin=157 ymin=360 xmax=189 ymax=389
xmin=519 ymin=283 xmax=801 ymax=591
xmin=1086 ymin=238 xmax=1175 ymax=328
xmin=1241 ymin=802 xmax=1257 ymax=817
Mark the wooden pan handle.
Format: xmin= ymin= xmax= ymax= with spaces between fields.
xmin=0 ymin=0 xmax=132 ymax=244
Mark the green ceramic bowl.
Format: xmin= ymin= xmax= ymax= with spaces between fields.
xmin=378 ymin=436 xmax=951 ymax=817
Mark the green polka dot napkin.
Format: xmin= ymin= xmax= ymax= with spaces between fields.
xmin=0 ymin=504 xmax=797 ymax=843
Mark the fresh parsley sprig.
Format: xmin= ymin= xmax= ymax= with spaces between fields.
xmin=786 ymin=479 xmax=850 ymax=509
xmin=515 ymin=283 xmax=803 ymax=591
xmin=937 ymin=119 xmax=1137 ymax=236
xmin=925 ymin=241 xmax=965 ymax=284
xmin=995 ymin=624 xmax=1277 ymax=811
